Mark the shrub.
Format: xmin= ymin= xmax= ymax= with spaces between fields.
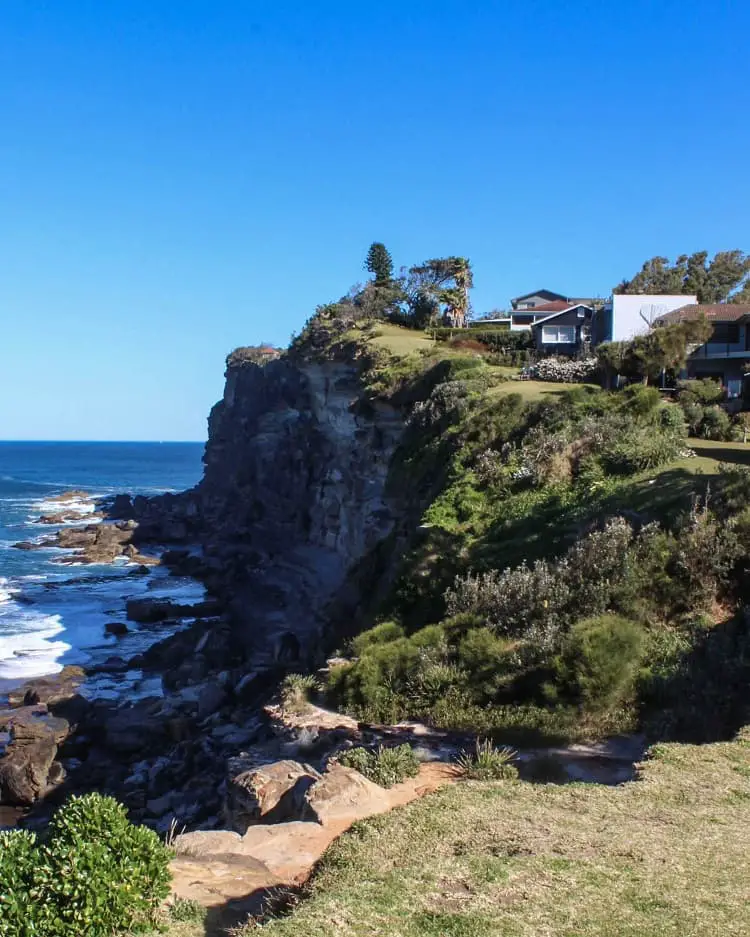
xmin=456 ymin=628 xmax=518 ymax=701
xmin=339 ymin=744 xmax=420 ymax=788
xmin=0 ymin=794 xmax=171 ymax=937
xmin=555 ymin=615 xmax=645 ymax=714
xmin=351 ymin=621 xmax=405 ymax=655
xmin=456 ymin=739 xmax=519 ymax=780
xmin=281 ymin=673 xmax=321 ymax=713
xmin=0 ymin=830 xmax=39 ymax=937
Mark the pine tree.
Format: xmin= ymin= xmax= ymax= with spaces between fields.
xmin=365 ymin=242 xmax=394 ymax=284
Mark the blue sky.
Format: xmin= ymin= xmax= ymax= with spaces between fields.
xmin=1 ymin=1 xmax=748 ymax=441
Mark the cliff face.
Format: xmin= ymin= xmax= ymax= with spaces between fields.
xmin=138 ymin=356 xmax=404 ymax=660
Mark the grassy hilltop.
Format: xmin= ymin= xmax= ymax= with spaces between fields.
xmin=292 ymin=317 xmax=750 ymax=748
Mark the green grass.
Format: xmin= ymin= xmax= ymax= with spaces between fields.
xmin=688 ymin=437 xmax=750 ymax=470
xmin=228 ymin=735 xmax=750 ymax=937
xmin=369 ymin=324 xmax=437 ymax=356
xmin=486 ymin=379 xmax=599 ymax=401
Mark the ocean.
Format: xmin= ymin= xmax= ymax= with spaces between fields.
xmin=0 ymin=441 xmax=205 ymax=691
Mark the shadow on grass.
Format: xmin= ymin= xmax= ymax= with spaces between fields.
xmin=689 ymin=444 xmax=750 ymax=468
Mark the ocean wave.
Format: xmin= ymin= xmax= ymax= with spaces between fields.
xmin=0 ymin=612 xmax=69 ymax=680
xmin=0 ymin=578 xmax=18 ymax=604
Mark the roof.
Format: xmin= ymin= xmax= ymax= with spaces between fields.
xmin=523 ymin=301 xmax=571 ymax=313
xmin=511 ymin=288 xmax=568 ymax=304
xmin=531 ymin=304 xmax=594 ymax=328
xmin=655 ymin=304 xmax=750 ymax=325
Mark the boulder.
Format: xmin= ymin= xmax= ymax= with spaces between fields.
xmin=303 ymin=764 xmax=390 ymax=827
xmin=225 ymin=759 xmax=321 ymax=832
xmin=105 ymin=621 xmax=129 ymax=637
xmin=0 ymin=712 xmax=70 ymax=806
xmin=197 ymin=682 xmax=228 ymax=720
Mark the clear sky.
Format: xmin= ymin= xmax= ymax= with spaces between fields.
xmin=1 ymin=1 xmax=748 ymax=441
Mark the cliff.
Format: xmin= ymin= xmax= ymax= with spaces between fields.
xmin=131 ymin=352 xmax=406 ymax=663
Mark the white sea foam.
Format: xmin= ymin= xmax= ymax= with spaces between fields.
xmin=0 ymin=612 xmax=70 ymax=680
xmin=0 ymin=578 xmax=17 ymax=604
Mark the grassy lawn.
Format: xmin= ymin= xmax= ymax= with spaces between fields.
xmin=369 ymin=324 xmax=438 ymax=356
xmin=487 ymin=379 xmax=599 ymax=402
xmin=236 ymin=736 xmax=750 ymax=937
xmin=688 ymin=437 xmax=750 ymax=470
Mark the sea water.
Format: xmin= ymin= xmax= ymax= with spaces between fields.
xmin=0 ymin=441 xmax=204 ymax=689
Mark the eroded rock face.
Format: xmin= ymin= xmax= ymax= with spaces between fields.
xmin=131 ymin=358 xmax=405 ymax=660
xmin=303 ymin=763 xmax=390 ymax=826
xmin=0 ymin=711 xmax=70 ymax=806
xmin=225 ymin=759 xmax=321 ymax=832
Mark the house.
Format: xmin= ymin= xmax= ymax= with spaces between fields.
xmin=530 ymin=304 xmax=594 ymax=355
xmin=510 ymin=289 xmax=569 ymax=310
xmin=654 ymin=304 xmax=750 ymax=399
xmin=593 ymin=294 xmax=697 ymax=344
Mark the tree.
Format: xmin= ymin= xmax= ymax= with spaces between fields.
xmin=365 ymin=242 xmax=394 ymax=285
xmin=406 ymin=256 xmax=474 ymax=328
xmin=599 ymin=317 xmax=712 ymax=386
xmin=624 ymin=317 xmax=713 ymax=385
xmin=615 ymin=251 xmax=750 ymax=303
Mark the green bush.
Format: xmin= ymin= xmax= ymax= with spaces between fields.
xmin=455 ymin=739 xmax=519 ymax=780
xmin=351 ymin=620 xmax=405 ymax=655
xmin=0 ymin=830 xmax=38 ymax=937
xmin=555 ymin=615 xmax=645 ymax=714
xmin=0 ymin=794 xmax=172 ymax=937
xmin=339 ymin=744 xmax=421 ymax=788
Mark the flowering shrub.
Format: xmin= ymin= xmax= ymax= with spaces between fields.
xmin=521 ymin=356 xmax=599 ymax=384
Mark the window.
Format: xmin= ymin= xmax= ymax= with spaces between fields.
xmin=542 ymin=325 xmax=576 ymax=344
xmin=727 ymin=324 xmax=740 ymax=344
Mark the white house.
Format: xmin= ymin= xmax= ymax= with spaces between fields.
xmin=594 ymin=294 xmax=698 ymax=344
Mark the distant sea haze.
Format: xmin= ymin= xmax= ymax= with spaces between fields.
xmin=0 ymin=441 xmax=204 ymax=687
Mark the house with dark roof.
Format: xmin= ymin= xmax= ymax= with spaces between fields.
xmin=510 ymin=289 xmax=569 ymax=311
xmin=654 ymin=303 xmax=750 ymax=398
xmin=530 ymin=304 xmax=594 ymax=355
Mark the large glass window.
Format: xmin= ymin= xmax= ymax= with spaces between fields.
xmin=542 ymin=325 xmax=576 ymax=343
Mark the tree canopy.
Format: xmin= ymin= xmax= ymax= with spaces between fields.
xmin=596 ymin=316 xmax=713 ymax=385
xmin=406 ymin=256 xmax=474 ymax=327
xmin=615 ymin=251 xmax=750 ymax=304
xmin=365 ymin=242 xmax=394 ymax=284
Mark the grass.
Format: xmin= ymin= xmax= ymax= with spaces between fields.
xmin=226 ymin=734 xmax=750 ymax=936
xmin=486 ymin=379 xmax=599 ymax=402
xmin=369 ymin=324 xmax=437 ymax=356
xmin=688 ymin=437 xmax=750 ymax=470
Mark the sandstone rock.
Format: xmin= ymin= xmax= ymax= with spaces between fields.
xmin=7 ymin=666 xmax=85 ymax=708
xmin=225 ymin=759 xmax=321 ymax=832
xmin=303 ymin=763 xmax=390 ymax=826
xmin=0 ymin=712 xmax=69 ymax=806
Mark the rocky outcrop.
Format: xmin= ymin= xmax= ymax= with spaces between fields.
xmin=128 ymin=357 xmax=405 ymax=661
xmin=0 ymin=709 xmax=71 ymax=806
xmin=224 ymin=759 xmax=321 ymax=832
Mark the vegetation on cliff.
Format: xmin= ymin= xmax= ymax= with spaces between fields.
xmin=276 ymin=293 xmax=750 ymax=747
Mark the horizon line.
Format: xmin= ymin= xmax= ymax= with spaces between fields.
xmin=0 ymin=439 xmax=206 ymax=445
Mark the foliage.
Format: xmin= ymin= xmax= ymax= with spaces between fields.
xmin=676 ymin=379 xmax=733 ymax=439
xmin=226 ymin=344 xmax=279 ymax=368
xmin=0 ymin=794 xmax=171 ymax=937
xmin=615 ymin=250 xmax=750 ymax=303
xmin=281 ymin=673 xmax=321 ymax=713
xmin=0 ymin=830 xmax=38 ymax=937
xmin=455 ymin=739 xmax=519 ymax=780
xmin=554 ymin=614 xmax=646 ymax=714
xmin=338 ymin=744 xmax=420 ymax=788
xmin=167 ymin=897 xmax=206 ymax=924
xmin=365 ymin=242 xmax=394 ymax=284
xmin=404 ymin=257 xmax=474 ymax=328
